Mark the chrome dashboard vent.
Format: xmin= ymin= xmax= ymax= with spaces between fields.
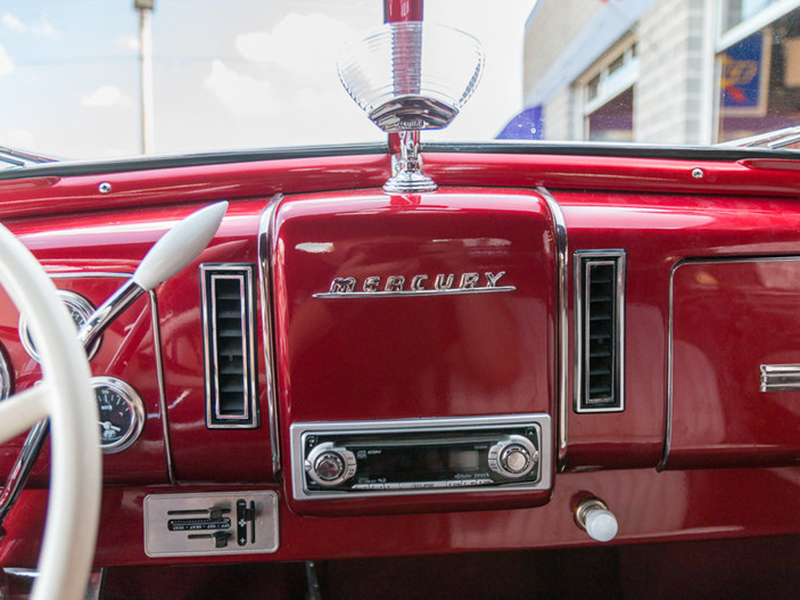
xmin=201 ymin=264 xmax=259 ymax=429
xmin=575 ymin=251 xmax=626 ymax=413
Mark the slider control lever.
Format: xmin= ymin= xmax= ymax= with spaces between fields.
xmin=0 ymin=202 xmax=228 ymax=529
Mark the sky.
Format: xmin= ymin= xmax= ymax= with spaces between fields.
xmin=0 ymin=0 xmax=536 ymax=159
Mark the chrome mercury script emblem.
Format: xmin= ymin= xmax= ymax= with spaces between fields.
xmin=313 ymin=271 xmax=515 ymax=298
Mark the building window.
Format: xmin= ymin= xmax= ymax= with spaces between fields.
xmin=717 ymin=4 xmax=800 ymax=142
xmin=580 ymin=39 xmax=638 ymax=142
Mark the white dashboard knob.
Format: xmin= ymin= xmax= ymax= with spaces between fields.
xmin=574 ymin=497 xmax=618 ymax=542
xmin=584 ymin=507 xmax=618 ymax=542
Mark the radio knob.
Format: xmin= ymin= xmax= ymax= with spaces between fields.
xmin=314 ymin=452 xmax=344 ymax=482
xmin=305 ymin=442 xmax=357 ymax=488
xmin=488 ymin=435 xmax=538 ymax=480
xmin=501 ymin=445 xmax=530 ymax=474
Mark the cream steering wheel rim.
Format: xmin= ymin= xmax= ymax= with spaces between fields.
xmin=0 ymin=223 xmax=101 ymax=600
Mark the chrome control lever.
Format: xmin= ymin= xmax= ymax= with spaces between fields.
xmin=0 ymin=201 xmax=228 ymax=528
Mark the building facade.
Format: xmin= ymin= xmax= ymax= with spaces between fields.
xmin=518 ymin=0 xmax=800 ymax=145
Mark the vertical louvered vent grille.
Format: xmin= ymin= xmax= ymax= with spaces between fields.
xmin=575 ymin=251 xmax=625 ymax=413
xmin=201 ymin=264 xmax=259 ymax=428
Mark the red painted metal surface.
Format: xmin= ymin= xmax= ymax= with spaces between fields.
xmin=1 ymin=151 xmax=800 ymax=570
xmin=555 ymin=190 xmax=800 ymax=470
xmin=385 ymin=0 xmax=424 ymax=22
xmin=154 ymin=199 xmax=275 ymax=483
xmin=272 ymin=189 xmax=556 ymax=513
xmin=2 ymin=466 xmax=800 ymax=567
xmin=6 ymin=152 xmax=800 ymax=221
xmin=669 ymin=260 xmax=800 ymax=469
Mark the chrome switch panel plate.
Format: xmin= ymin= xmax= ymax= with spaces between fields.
xmin=144 ymin=490 xmax=279 ymax=557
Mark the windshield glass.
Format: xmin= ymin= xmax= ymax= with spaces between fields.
xmin=2 ymin=0 xmax=800 ymax=161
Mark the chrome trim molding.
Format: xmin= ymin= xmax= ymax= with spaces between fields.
xmin=92 ymin=375 xmax=146 ymax=454
xmin=573 ymin=250 xmax=626 ymax=414
xmin=200 ymin=263 xmax=259 ymax=429
xmin=760 ymin=364 xmax=800 ymax=392
xmin=0 ymin=419 xmax=49 ymax=525
xmin=661 ymin=254 xmax=800 ymax=470
xmin=536 ymin=186 xmax=569 ymax=467
xmin=149 ymin=289 xmax=175 ymax=483
xmin=0 ymin=344 xmax=11 ymax=400
xmin=290 ymin=414 xmax=553 ymax=501
xmin=258 ymin=195 xmax=283 ymax=477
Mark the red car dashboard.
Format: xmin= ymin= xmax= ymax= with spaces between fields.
xmin=1 ymin=147 xmax=800 ymax=572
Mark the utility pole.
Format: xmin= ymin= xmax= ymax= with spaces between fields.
xmin=134 ymin=0 xmax=155 ymax=154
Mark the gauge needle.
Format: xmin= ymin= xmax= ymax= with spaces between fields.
xmin=98 ymin=421 xmax=121 ymax=432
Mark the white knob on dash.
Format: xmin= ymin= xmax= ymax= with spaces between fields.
xmin=574 ymin=497 xmax=619 ymax=543
xmin=584 ymin=507 xmax=618 ymax=542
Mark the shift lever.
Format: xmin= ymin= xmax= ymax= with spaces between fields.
xmin=0 ymin=201 xmax=228 ymax=527
xmin=77 ymin=201 xmax=228 ymax=350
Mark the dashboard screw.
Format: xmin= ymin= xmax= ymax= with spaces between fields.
xmin=691 ymin=168 xmax=704 ymax=179
xmin=98 ymin=182 xmax=112 ymax=194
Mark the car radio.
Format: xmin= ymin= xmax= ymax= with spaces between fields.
xmin=290 ymin=414 xmax=552 ymax=500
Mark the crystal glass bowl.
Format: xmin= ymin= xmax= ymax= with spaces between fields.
xmin=337 ymin=22 xmax=485 ymax=132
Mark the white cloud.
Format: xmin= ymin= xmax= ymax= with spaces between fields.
xmin=0 ymin=43 xmax=13 ymax=76
xmin=116 ymin=34 xmax=140 ymax=52
xmin=235 ymin=13 xmax=354 ymax=75
xmin=2 ymin=12 xmax=56 ymax=37
xmin=204 ymin=60 xmax=281 ymax=117
xmin=81 ymin=85 xmax=132 ymax=108
xmin=1 ymin=128 xmax=35 ymax=150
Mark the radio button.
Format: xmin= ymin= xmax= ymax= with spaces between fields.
xmin=502 ymin=446 xmax=530 ymax=473
xmin=488 ymin=435 xmax=538 ymax=480
xmin=315 ymin=453 xmax=344 ymax=481
xmin=305 ymin=442 xmax=357 ymax=488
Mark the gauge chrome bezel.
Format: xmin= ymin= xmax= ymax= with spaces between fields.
xmin=0 ymin=345 xmax=11 ymax=400
xmin=19 ymin=290 xmax=101 ymax=362
xmin=92 ymin=376 xmax=145 ymax=454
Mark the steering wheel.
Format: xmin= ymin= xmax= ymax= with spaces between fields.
xmin=0 ymin=222 xmax=101 ymax=600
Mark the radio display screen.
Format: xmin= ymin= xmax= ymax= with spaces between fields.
xmin=355 ymin=444 xmax=489 ymax=480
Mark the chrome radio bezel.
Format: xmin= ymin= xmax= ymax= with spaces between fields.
xmin=290 ymin=414 xmax=552 ymax=500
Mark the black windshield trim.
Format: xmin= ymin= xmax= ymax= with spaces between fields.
xmin=2 ymin=141 xmax=800 ymax=182
xmin=0 ymin=143 xmax=389 ymax=181
xmin=420 ymin=141 xmax=800 ymax=161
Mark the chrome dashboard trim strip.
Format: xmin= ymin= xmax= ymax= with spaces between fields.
xmin=760 ymin=364 xmax=800 ymax=392
xmin=148 ymin=288 xmax=175 ymax=483
xmin=290 ymin=414 xmax=552 ymax=501
xmin=0 ymin=344 xmax=10 ymax=401
xmin=660 ymin=254 xmax=800 ymax=470
xmin=536 ymin=186 xmax=569 ymax=468
xmin=258 ymin=195 xmax=283 ymax=477
xmin=573 ymin=250 xmax=626 ymax=414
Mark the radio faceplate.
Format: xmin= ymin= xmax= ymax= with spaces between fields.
xmin=290 ymin=414 xmax=552 ymax=500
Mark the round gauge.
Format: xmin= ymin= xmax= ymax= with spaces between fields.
xmin=92 ymin=376 xmax=145 ymax=454
xmin=19 ymin=290 xmax=100 ymax=362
